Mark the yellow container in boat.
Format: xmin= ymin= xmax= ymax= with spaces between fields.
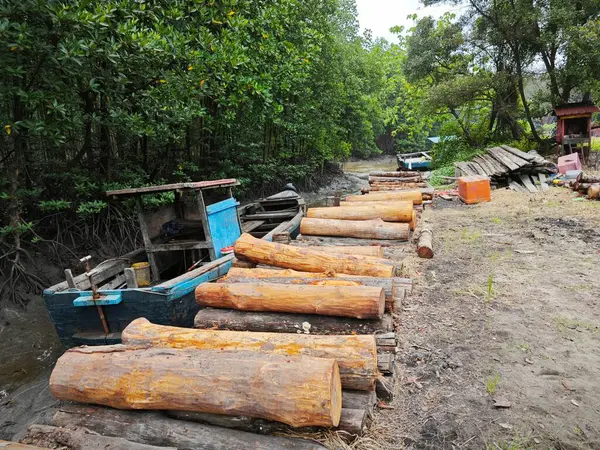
xmin=132 ymin=262 xmax=151 ymax=287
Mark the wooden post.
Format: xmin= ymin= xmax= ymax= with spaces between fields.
xmin=124 ymin=267 xmax=138 ymax=288
xmin=136 ymin=197 xmax=160 ymax=281
xmin=64 ymin=269 xmax=76 ymax=289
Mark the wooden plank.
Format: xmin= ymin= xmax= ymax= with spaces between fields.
xmin=508 ymin=180 xmax=527 ymax=193
xmin=99 ymin=274 xmax=127 ymax=290
xmin=468 ymin=161 xmax=487 ymax=176
xmin=538 ymin=173 xmax=550 ymax=191
xmin=242 ymin=210 xmax=298 ymax=221
xmin=64 ymin=269 xmax=76 ymax=289
xmin=481 ymin=154 xmax=507 ymax=175
xmin=473 ymin=156 xmax=495 ymax=176
xmin=519 ymin=174 xmax=538 ymax=193
xmin=495 ymin=147 xmax=530 ymax=168
xmin=124 ymin=268 xmax=138 ymax=288
xmin=488 ymin=147 xmax=520 ymax=171
xmin=264 ymin=210 xmax=304 ymax=242
xmin=500 ymin=145 xmax=539 ymax=163
xmin=154 ymin=254 xmax=234 ymax=289
xmin=106 ymin=179 xmax=239 ymax=197
xmin=241 ymin=220 xmax=265 ymax=233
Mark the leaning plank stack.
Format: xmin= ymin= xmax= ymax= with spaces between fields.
xmin=455 ymin=145 xmax=555 ymax=193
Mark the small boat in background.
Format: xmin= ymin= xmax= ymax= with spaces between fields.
xmin=397 ymin=151 xmax=432 ymax=171
xmin=43 ymin=180 xmax=305 ymax=349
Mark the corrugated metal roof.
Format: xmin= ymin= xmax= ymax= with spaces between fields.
xmin=554 ymin=103 xmax=600 ymax=117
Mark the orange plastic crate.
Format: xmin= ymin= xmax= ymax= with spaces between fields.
xmin=458 ymin=176 xmax=491 ymax=204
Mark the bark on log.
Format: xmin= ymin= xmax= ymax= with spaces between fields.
xmin=51 ymin=404 xmax=324 ymax=450
xmin=307 ymin=204 xmax=413 ymax=222
xmin=581 ymin=175 xmax=600 ymax=184
xmin=339 ymin=200 xmax=412 ymax=209
xmin=122 ymin=318 xmax=378 ymax=391
xmin=225 ymin=267 xmax=412 ymax=289
xmin=295 ymin=234 xmax=410 ymax=247
xmin=22 ymin=425 xmax=175 ymax=450
xmin=369 ymin=176 xmax=421 ymax=183
xmin=370 ymin=171 xmax=421 ymax=178
xmin=346 ymin=191 xmax=423 ymax=205
xmin=300 ymin=218 xmax=410 ymax=241
xmin=417 ymin=229 xmax=433 ymax=258
xmin=409 ymin=210 xmax=417 ymax=231
xmin=195 ymin=283 xmax=385 ymax=320
xmin=167 ymin=407 xmax=368 ymax=436
xmin=0 ymin=441 xmax=47 ymax=450
xmin=588 ymin=184 xmax=600 ymax=199
xmin=362 ymin=184 xmax=428 ymax=192
xmin=50 ymin=345 xmax=342 ymax=428
xmin=220 ymin=275 xmax=405 ymax=312
xmin=194 ymin=308 xmax=394 ymax=335
xmin=234 ymin=233 xmax=395 ymax=277
xmin=290 ymin=243 xmax=384 ymax=257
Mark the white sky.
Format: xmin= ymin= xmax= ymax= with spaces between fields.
xmin=356 ymin=0 xmax=465 ymax=42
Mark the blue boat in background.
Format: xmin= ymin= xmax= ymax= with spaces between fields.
xmin=43 ymin=179 xmax=305 ymax=348
xmin=396 ymin=151 xmax=433 ymax=171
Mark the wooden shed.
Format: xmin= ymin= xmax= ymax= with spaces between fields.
xmin=554 ymin=102 xmax=600 ymax=162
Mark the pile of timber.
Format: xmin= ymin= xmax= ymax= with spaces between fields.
xmin=568 ymin=174 xmax=600 ymax=199
xmin=365 ymin=171 xmax=428 ymax=192
xmin=455 ymin=145 xmax=555 ymax=193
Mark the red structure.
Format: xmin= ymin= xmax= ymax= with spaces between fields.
xmin=554 ymin=102 xmax=600 ymax=162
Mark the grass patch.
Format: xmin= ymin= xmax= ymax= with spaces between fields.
xmin=486 ymin=373 xmax=501 ymax=395
xmin=461 ymin=228 xmax=482 ymax=242
xmin=554 ymin=317 xmax=598 ymax=332
xmin=429 ymin=164 xmax=456 ymax=187
xmin=518 ymin=343 xmax=531 ymax=353
xmin=491 ymin=217 xmax=502 ymax=224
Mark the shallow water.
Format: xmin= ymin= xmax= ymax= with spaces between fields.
xmin=343 ymin=156 xmax=397 ymax=174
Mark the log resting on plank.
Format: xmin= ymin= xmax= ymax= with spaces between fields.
xmin=122 ymin=318 xmax=378 ymax=391
xmin=168 ymin=407 xmax=369 ymax=437
xmin=195 ymin=283 xmax=385 ymax=320
xmin=234 ymin=233 xmax=395 ymax=277
xmin=307 ymin=203 xmax=413 ymax=223
xmin=21 ymin=425 xmax=176 ymax=450
xmin=219 ymin=274 xmax=406 ymax=312
xmin=194 ymin=308 xmax=394 ymax=335
xmin=300 ymin=218 xmax=410 ymax=241
xmin=50 ymin=345 xmax=341 ymax=428
xmin=51 ymin=404 xmax=325 ymax=450
xmin=346 ymin=191 xmax=423 ymax=204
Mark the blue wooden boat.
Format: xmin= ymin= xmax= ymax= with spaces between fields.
xmin=397 ymin=151 xmax=432 ymax=171
xmin=43 ymin=180 xmax=305 ymax=349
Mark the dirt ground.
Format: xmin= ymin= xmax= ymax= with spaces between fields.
xmin=361 ymin=188 xmax=600 ymax=450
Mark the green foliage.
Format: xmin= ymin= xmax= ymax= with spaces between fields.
xmin=76 ymin=201 xmax=107 ymax=217
xmin=429 ymin=165 xmax=456 ymax=187
xmin=38 ymin=200 xmax=72 ymax=212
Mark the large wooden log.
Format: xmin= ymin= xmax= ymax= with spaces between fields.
xmin=195 ymin=283 xmax=385 ymax=319
xmin=300 ymin=218 xmax=410 ymax=241
xmin=362 ymin=184 xmax=428 ymax=193
xmin=234 ymin=233 xmax=395 ymax=277
xmin=296 ymin=234 xmax=409 ymax=247
xmin=588 ymin=184 xmax=600 ymax=199
xmin=581 ymin=175 xmax=600 ymax=184
xmin=50 ymin=345 xmax=342 ymax=428
xmin=289 ymin=243 xmax=384 ymax=257
xmin=370 ymin=171 xmax=421 ymax=177
xmin=369 ymin=175 xmax=421 ymax=183
xmin=417 ymin=229 xmax=433 ymax=258
xmin=168 ymin=407 xmax=368 ymax=437
xmin=220 ymin=274 xmax=406 ymax=312
xmin=51 ymin=405 xmax=324 ymax=450
xmin=339 ymin=200 xmax=412 ymax=209
xmin=22 ymin=424 xmax=175 ymax=450
xmin=194 ymin=308 xmax=394 ymax=334
xmin=346 ymin=191 xmax=423 ymax=205
xmin=122 ymin=318 xmax=378 ymax=391
xmin=0 ymin=442 xmax=47 ymax=450
xmin=307 ymin=204 xmax=413 ymax=223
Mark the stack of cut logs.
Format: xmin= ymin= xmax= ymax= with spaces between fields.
xmin=28 ymin=230 xmax=413 ymax=449
xmin=569 ymin=173 xmax=600 ymax=199
xmin=361 ymin=170 xmax=428 ymax=193
xmin=300 ymin=190 xmax=423 ymax=242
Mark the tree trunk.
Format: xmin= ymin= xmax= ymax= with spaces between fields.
xmin=289 ymin=243 xmax=384 ymax=257
xmin=307 ymin=204 xmax=413 ymax=223
xmin=234 ymin=233 xmax=395 ymax=277
xmin=345 ymin=191 xmax=423 ymax=204
xmin=417 ymin=229 xmax=433 ymax=259
xmin=50 ymin=345 xmax=342 ymax=428
xmin=122 ymin=318 xmax=378 ymax=391
xmin=22 ymin=425 xmax=176 ymax=450
xmin=369 ymin=171 xmax=421 ymax=177
xmin=369 ymin=176 xmax=421 ymax=184
xmin=0 ymin=441 xmax=47 ymax=450
xmin=51 ymin=405 xmax=325 ymax=450
xmin=220 ymin=274 xmax=406 ymax=312
xmin=194 ymin=308 xmax=394 ymax=335
xmin=195 ymin=283 xmax=385 ymax=320
xmin=300 ymin=218 xmax=410 ymax=241
xmin=167 ymin=408 xmax=368 ymax=437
